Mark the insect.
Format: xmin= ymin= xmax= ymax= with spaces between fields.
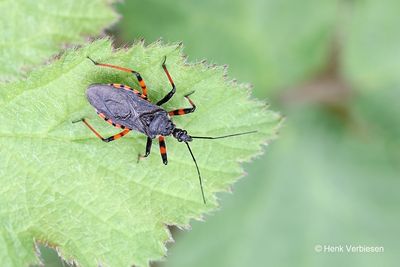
xmin=73 ymin=56 xmax=256 ymax=204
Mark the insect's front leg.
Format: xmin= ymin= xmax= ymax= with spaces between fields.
xmin=158 ymin=136 xmax=168 ymax=165
xmin=137 ymin=137 xmax=153 ymax=163
xmin=144 ymin=137 xmax=152 ymax=157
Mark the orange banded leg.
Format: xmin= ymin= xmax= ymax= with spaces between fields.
xmin=73 ymin=118 xmax=130 ymax=142
xmin=108 ymin=83 xmax=147 ymax=100
xmin=87 ymin=56 xmax=148 ymax=99
xmin=168 ymin=91 xmax=196 ymax=116
xmin=97 ymin=112 xmax=127 ymax=129
xmin=156 ymin=56 xmax=176 ymax=106
xmin=159 ymin=136 xmax=168 ymax=165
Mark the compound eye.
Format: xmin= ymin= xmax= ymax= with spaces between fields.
xmin=105 ymin=95 xmax=131 ymax=120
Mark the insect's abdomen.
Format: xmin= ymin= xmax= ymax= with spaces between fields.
xmin=86 ymin=84 xmax=164 ymax=136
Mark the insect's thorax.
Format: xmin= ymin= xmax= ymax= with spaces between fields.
xmin=145 ymin=112 xmax=175 ymax=138
xmin=86 ymin=84 xmax=175 ymax=138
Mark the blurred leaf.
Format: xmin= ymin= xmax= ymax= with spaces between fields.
xmin=342 ymin=0 xmax=400 ymax=91
xmin=0 ymin=39 xmax=281 ymax=266
xmin=114 ymin=0 xmax=337 ymax=97
xmin=31 ymin=245 xmax=72 ymax=267
xmin=0 ymin=0 xmax=118 ymax=81
xmin=161 ymin=99 xmax=400 ymax=267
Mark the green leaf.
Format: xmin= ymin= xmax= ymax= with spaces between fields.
xmin=115 ymin=0 xmax=337 ymax=97
xmin=32 ymin=245 xmax=70 ymax=267
xmin=0 ymin=39 xmax=281 ymax=267
xmin=0 ymin=0 xmax=118 ymax=82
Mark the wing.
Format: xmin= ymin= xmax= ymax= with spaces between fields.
xmin=104 ymin=93 xmax=132 ymax=120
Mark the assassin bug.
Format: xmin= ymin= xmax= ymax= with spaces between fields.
xmin=73 ymin=56 xmax=256 ymax=204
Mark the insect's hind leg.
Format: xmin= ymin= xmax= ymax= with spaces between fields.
xmin=156 ymin=56 xmax=176 ymax=106
xmin=168 ymin=91 xmax=196 ymax=116
xmin=73 ymin=118 xmax=130 ymax=142
xmin=87 ymin=56 xmax=148 ymax=99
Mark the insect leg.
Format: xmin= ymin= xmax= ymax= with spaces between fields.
xmin=144 ymin=137 xmax=153 ymax=157
xmin=108 ymin=83 xmax=145 ymax=97
xmin=87 ymin=56 xmax=148 ymax=99
xmin=158 ymin=136 xmax=168 ymax=165
xmin=168 ymin=91 xmax=196 ymax=116
xmin=137 ymin=137 xmax=153 ymax=163
xmin=156 ymin=56 xmax=176 ymax=106
xmin=74 ymin=118 xmax=130 ymax=142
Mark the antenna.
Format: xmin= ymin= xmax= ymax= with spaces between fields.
xmin=191 ymin=130 xmax=257 ymax=140
xmin=185 ymin=130 xmax=257 ymax=204
xmin=185 ymin=142 xmax=206 ymax=204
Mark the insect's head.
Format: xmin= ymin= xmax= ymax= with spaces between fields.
xmin=172 ymin=128 xmax=192 ymax=142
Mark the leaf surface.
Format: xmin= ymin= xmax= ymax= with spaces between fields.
xmin=0 ymin=0 xmax=118 ymax=81
xmin=0 ymin=39 xmax=281 ymax=267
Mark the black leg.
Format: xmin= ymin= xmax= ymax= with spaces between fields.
xmin=144 ymin=137 xmax=152 ymax=157
xmin=137 ymin=137 xmax=153 ymax=163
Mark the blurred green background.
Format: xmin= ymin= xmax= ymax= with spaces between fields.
xmin=39 ymin=0 xmax=400 ymax=266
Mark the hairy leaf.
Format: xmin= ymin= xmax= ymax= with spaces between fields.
xmin=0 ymin=39 xmax=281 ymax=267
xmin=0 ymin=0 xmax=118 ymax=82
